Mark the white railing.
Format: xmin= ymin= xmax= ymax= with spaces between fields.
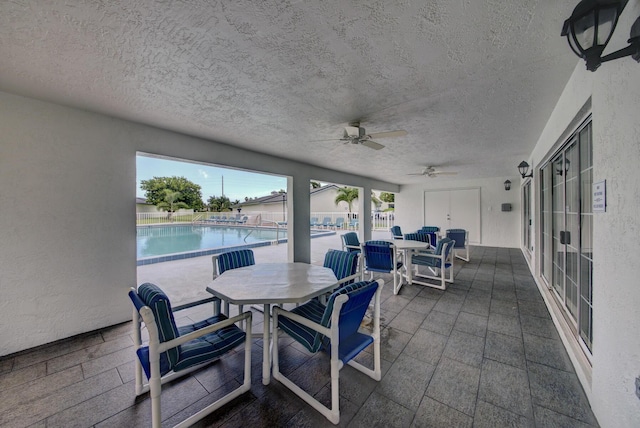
xmin=136 ymin=210 xmax=395 ymax=231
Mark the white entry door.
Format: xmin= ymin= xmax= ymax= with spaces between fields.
xmin=424 ymin=188 xmax=481 ymax=244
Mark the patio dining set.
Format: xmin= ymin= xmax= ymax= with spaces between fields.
xmin=128 ymin=225 xmax=470 ymax=427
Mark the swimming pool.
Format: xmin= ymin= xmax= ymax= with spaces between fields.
xmin=137 ymin=225 xmax=332 ymax=265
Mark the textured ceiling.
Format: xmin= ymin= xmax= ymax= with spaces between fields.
xmin=0 ymin=0 xmax=579 ymax=184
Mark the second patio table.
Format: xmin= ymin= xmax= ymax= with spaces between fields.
xmin=205 ymin=262 xmax=338 ymax=385
xmin=386 ymin=239 xmax=432 ymax=292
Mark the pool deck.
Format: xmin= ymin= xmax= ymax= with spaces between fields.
xmin=137 ymin=229 xmax=377 ymax=307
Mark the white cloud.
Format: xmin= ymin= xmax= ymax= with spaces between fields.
xmin=198 ymin=169 xmax=209 ymax=179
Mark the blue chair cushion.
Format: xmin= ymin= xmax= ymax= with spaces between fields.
xmin=278 ymin=281 xmax=376 ymax=354
xmin=418 ymin=232 xmax=437 ymax=247
xmin=412 ymin=254 xmax=441 ymax=268
xmin=133 ymin=284 xmax=246 ymax=380
xmin=413 ymin=237 xmax=454 ymax=269
xmin=279 ymin=298 xmax=327 ymax=352
xmin=390 ymin=226 xmax=402 ymax=237
xmin=341 ymin=232 xmax=361 ymax=254
xmin=217 ymin=249 xmax=255 ymax=274
xmin=174 ymin=314 xmax=246 ymax=372
xmin=446 ymin=229 xmax=467 ymax=249
xmin=137 ymin=283 xmax=180 ymax=370
xmin=363 ymin=241 xmax=403 ymax=272
xmin=324 ymin=250 xmax=358 ymax=284
xmin=421 ymin=226 xmax=440 ymax=233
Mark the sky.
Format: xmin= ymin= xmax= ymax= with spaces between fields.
xmin=136 ymin=155 xmax=287 ymax=202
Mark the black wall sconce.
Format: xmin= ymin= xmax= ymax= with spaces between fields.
xmin=561 ymin=0 xmax=640 ymax=71
xmin=556 ymin=159 xmax=571 ymax=175
xmin=518 ymin=161 xmax=534 ymax=179
xmin=504 ymin=180 xmax=512 ymax=191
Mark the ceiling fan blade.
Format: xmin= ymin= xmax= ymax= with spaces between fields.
xmin=432 ymin=171 xmax=458 ymax=175
xmin=366 ymin=130 xmax=407 ymax=139
xmin=407 ymin=173 xmax=425 ymax=176
xmin=308 ymin=138 xmax=344 ymax=142
xmin=361 ymin=140 xmax=385 ymax=150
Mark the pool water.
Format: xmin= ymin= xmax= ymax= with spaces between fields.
xmin=137 ymin=225 xmax=287 ymax=258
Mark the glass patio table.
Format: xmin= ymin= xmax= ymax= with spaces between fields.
xmin=205 ymin=262 xmax=338 ymax=385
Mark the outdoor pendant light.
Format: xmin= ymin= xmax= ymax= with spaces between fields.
xmin=561 ymin=0 xmax=640 ymax=71
xmin=504 ymin=180 xmax=512 ymax=191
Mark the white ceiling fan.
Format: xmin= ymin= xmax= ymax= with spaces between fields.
xmin=408 ymin=166 xmax=458 ymax=178
xmin=316 ymin=122 xmax=407 ymax=150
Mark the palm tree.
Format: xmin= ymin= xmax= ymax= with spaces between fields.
xmin=371 ymin=191 xmax=382 ymax=208
xmin=334 ymin=187 xmax=359 ymax=213
xmin=156 ymin=189 xmax=189 ymax=221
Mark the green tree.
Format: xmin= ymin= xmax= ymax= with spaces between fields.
xmin=310 ymin=181 xmax=321 ymax=189
xmin=379 ymin=192 xmax=395 ymax=203
xmin=371 ymin=191 xmax=382 ymax=208
xmin=208 ymin=195 xmax=233 ymax=212
xmin=156 ymin=189 xmax=189 ymax=221
xmin=140 ymin=176 xmax=204 ymax=211
xmin=334 ymin=187 xmax=359 ymax=213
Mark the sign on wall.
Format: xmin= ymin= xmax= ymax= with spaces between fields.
xmin=593 ymin=180 xmax=606 ymax=213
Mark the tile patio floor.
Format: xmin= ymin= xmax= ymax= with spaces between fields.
xmin=0 ymin=232 xmax=598 ymax=427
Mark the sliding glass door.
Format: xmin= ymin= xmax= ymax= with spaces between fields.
xmin=540 ymin=120 xmax=593 ymax=353
xmin=523 ymin=181 xmax=532 ymax=254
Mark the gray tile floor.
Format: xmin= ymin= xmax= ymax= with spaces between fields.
xmin=0 ymin=234 xmax=599 ymax=427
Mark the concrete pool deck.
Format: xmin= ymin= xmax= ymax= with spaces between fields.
xmin=137 ymin=230 xmax=388 ymax=307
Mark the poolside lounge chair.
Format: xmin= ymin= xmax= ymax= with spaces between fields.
xmin=348 ymin=219 xmax=359 ymax=229
xmin=321 ymin=217 xmax=333 ymax=228
xmin=128 ymin=283 xmax=251 ymax=428
xmin=310 ymin=217 xmax=319 ymax=227
xmin=334 ymin=217 xmax=345 ymax=229
xmin=273 ymin=279 xmax=383 ymax=424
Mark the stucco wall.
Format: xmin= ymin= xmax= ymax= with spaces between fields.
xmin=396 ymin=177 xmax=521 ymax=248
xmin=525 ymin=4 xmax=640 ymax=424
xmin=0 ymin=91 xmax=398 ymax=355
xmin=0 ymin=92 xmax=137 ymax=355
xmin=589 ymin=51 xmax=640 ymax=428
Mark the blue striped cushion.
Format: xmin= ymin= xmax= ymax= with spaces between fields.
xmin=279 ymin=298 xmax=327 ymax=352
xmin=278 ymin=280 xmax=374 ymax=353
xmin=390 ymin=226 xmax=402 ymax=237
xmin=412 ymin=254 xmax=440 ymax=268
xmin=421 ymin=226 xmax=440 ymax=233
xmin=341 ymin=232 xmax=360 ymax=247
xmin=217 ymin=249 xmax=255 ymax=274
xmin=173 ymin=314 xmax=246 ymax=372
xmin=323 ymin=250 xmax=358 ymax=284
xmin=403 ymin=232 xmax=421 ymax=241
xmin=137 ymin=283 xmax=180 ymax=371
xmin=363 ymin=242 xmax=402 ymax=272
xmin=413 ymin=238 xmax=454 ymax=268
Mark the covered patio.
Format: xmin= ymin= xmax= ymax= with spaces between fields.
xmin=0 ymin=233 xmax=596 ymax=427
